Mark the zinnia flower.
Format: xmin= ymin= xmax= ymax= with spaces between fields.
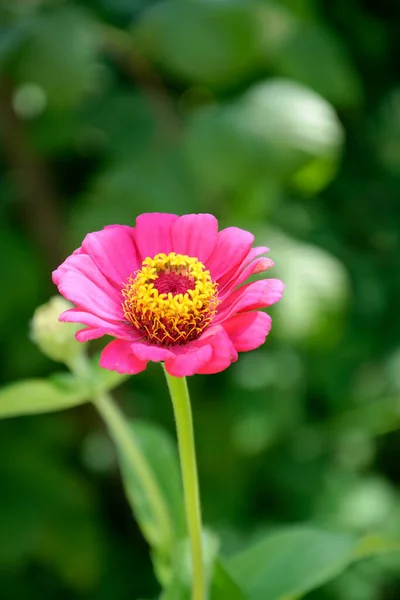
xmin=52 ymin=213 xmax=284 ymax=377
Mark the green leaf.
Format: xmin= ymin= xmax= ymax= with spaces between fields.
xmin=0 ymin=356 xmax=128 ymax=419
xmin=353 ymin=535 xmax=400 ymax=560
xmin=0 ymin=376 xmax=88 ymax=419
xmin=134 ymin=0 xmax=261 ymax=88
xmin=15 ymin=6 xmax=99 ymax=108
xmin=161 ymin=530 xmax=220 ymax=600
xmin=226 ymin=527 xmax=357 ymax=600
xmin=272 ymin=22 xmax=363 ymax=109
xmin=211 ymin=560 xmax=248 ymax=600
xmin=185 ymin=79 xmax=343 ymax=195
xmin=265 ymin=229 xmax=350 ymax=348
xmin=118 ymin=420 xmax=186 ymax=577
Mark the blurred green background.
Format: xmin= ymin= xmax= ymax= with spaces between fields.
xmin=1 ymin=0 xmax=400 ymax=598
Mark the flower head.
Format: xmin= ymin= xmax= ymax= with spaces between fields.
xmin=52 ymin=213 xmax=284 ymax=377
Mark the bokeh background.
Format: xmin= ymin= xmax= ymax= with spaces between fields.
xmin=1 ymin=0 xmax=400 ymax=598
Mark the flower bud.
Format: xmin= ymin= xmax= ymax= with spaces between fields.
xmin=31 ymin=296 xmax=83 ymax=363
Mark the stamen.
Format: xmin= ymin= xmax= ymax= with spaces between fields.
xmin=121 ymin=252 xmax=219 ymax=345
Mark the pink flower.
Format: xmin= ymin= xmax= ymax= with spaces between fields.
xmin=52 ymin=213 xmax=284 ymax=377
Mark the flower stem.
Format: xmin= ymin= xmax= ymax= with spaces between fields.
xmin=163 ymin=369 xmax=205 ymax=600
xmin=93 ymin=392 xmax=173 ymax=549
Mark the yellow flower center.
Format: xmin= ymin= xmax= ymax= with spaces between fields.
xmin=121 ymin=252 xmax=219 ymax=346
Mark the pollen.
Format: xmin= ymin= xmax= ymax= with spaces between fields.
xmin=121 ymin=252 xmax=219 ymax=345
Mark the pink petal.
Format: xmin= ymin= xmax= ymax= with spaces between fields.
xmin=100 ymin=339 xmax=175 ymax=374
xmin=129 ymin=342 xmax=175 ymax=363
xmin=164 ymin=327 xmax=238 ymax=376
xmin=207 ymin=227 xmax=254 ymax=282
xmin=216 ymin=279 xmax=284 ymax=323
xmin=53 ymin=253 xmax=121 ymax=299
xmin=172 ymin=214 xmax=218 ymax=263
xmin=60 ymin=308 xmax=123 ymax=330
xmin=135 ymin=213 xmax=179 ymax=260
xmin=76 ymin=327 xmax=115 ymax=342
xmin=55 ymin=266 xmax=123 ymax=322
xmin=100 ymin=340 xmax=147 ymax=375
xmin=60 ymin=309 xmax=139 ymax=342
xmin=223 ymin=311 xmax=272 ymax=351
xmin=196 ymin=328 xmax=238 ymax=375
xmin=217 ymin=245 xmax=270 ymax=294
xmin=81 ymin=225 xmax=140 ymax=287
xmin=219 ymin=254 xmax=275 ymax=301
xmin=164 ymin=344 xmax=213 ymax=377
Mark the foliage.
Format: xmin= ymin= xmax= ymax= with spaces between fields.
xmin=0 ymin=0 xmax=399 ymax=598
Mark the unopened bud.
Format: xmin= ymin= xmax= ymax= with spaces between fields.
xmin=31 ymin=296 xmax=83 ymax=363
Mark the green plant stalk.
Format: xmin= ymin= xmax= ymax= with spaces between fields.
xmin=163 ymin=368 xmax=205 ymax=600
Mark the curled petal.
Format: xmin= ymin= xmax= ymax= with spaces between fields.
xmin=218 ymin=246 xmax=272 ymax=297
xmin=223 ymin=311 xmax=272 ymax=351
xmin=216 ymin=279 xmax=284 ymax=323
xmin=207 ymin=226 xmax=254 ymax=282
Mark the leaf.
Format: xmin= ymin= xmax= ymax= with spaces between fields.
xmin=353 ymin=535 xmax=400 ymax=560
xmin=161 ymin=530 xmax=220 ymax=600
xmin=278 ymin=24 xmax=362 ymax=109
xmin=15 ymin=6 xmax=99 ymax=108
xmin=185 ymin=78 xmax=343 ymax=195
xmin=134 ymin=0 xmax=261 ymax=88
xmin=0 ymin=376 xmax=88 ymax=419
xmin=256 ymin=3 xmax=362 ymax=109
xmin=266 ymin=229 xmax=350 ymax=347
xmin=226 ymin=527 xmax=357 ymax=600
xmin=0 ymin=7 xmax=31 ymax=69
xmin=211 ymin=560 xmax=248 ymax=600
xmin=0 ymin=356 xmax=128 ymax=419
xmin=117 ymin=420 xmax=186 ymax=574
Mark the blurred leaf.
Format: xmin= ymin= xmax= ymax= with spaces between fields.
xmin=354 ymin=535 xmax=400 ymax=560
xmin=0 ymin=416 xmax=102 ymax=589
xmin=134 ymin=0 xmax=261 ymax=88
xmin=117 ymin=419 xmax=186 ymax=578
xmin=211 ymin=560 xmax=248 ymax=600
xmin=266 ymin=229 xmax=350 ymax=347
xmin=162 ymin=530 xmax=220 ymax=600
xmin=271 ymin=21 xmax=362 ymax=109
xmin=0 ymin=228 xmax=42 ymax=331
xmin=14 ymin=6 xmax=99 ymax=109
xmin=185 ymin=79 xmax=343 ymax=194
xmin=0 ymin=376 xmax=89 ymax=419
xmin=0 ymin=7 xmax=31 ymax=69
xmin=71 ymin=146 xmax=200 ymax=243
xmin=226 ymin=527 xmax=357 ymax=600
xmin=0 ymin=356 xmax=127 ymax=419
xmin=328 ymin=396 xmax=400 ymax=438
xmin=83 ymin=91 xmax=155 ymax=160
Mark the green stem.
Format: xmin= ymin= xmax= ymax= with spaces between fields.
xmin=93 ymin=392 xmax=173 ymax=549
xmin=163 ymin=369 xmax=205 ymax=600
